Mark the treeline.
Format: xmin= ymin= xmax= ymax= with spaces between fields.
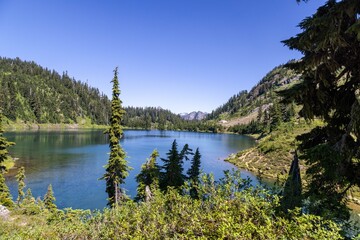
xmin=0 ymin=57 xmax=111 ymax=125
xmin=123 ymin=106 xmax=221 ymax=132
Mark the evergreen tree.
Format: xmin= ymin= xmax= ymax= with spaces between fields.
xmin=281 ymin=0 xmax=360 ymax=220
xmin=43 ymin=184 xmax=57 ymax=212
xmin=24 ymin=188 xmax=35 ymax=203
xmin=0 ymin=173 xmax=13 ymax=208
xmin=283 ymin=102 xmax=295 ymax=122
xmin=0 ymin=111 xmax=15 ymax=171
xmin=16 ymin=167 xmax=26 ymax=204
xmin=101 ymin=67 xmax=131 ymax=207
xmin=135 ymin=149 xmax=160 ymax=202
xmin=187 ymin=148 xmax=201 ymax=182
xmin=160 ymin=140 xmax=184 ymax=191
xmin=144 ymin=112 xmax=151 ymax=130
xmin=281 ymin=151 xmax=302 ymax=212
xmin=269 ymin=101 xmax=282 ymax=131
xmin=187 ymin=148 xmax=202 ymax=199
xmin=0 ymin=110 xmax=14 ymax=207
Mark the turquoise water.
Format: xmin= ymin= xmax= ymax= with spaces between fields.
xmin=4 ymin=130 xmax=256 ymax=210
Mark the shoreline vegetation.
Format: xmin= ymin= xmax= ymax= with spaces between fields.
xmin=225 ymin=120 xmax=360 ymax=214
xmin=4 ymin=120 xmax=360 ymax=213
xmin=3 ymin=122 xmax=108 ymax=132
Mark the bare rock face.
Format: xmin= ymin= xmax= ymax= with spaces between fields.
xmin=180 ymin=111 xmax=208 ymax=121
xmin=0 ymin=205 xmax=10 ymax=220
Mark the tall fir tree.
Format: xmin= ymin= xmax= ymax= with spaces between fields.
xmin=16 ymin=167 xmax=26 ymax=204
xmin=269 ymin=100 xmax=282 ymax=132
xmin=280 ymin=0 xmax=360 ymax=220
xmin=160 ymin=140 xmax=182 ymax=191
xmin=187 ymin=148 xmax=201 ymax=182
xmin=0 ymin=111 xmax=15 ymax=172
xmin=0 ymin=173 xmax=13 ymax=208
xmin=135 ymin=149 xmax=160 ymax=202
xmin=43 ymin=184 xmax=57 ymax=212
xmin=0 ymin=110 xmax=14 ymax=207
xmin=102 ymin=67 xmax=131 ymax=207
xmin=160 ymin=140 xmax=194 ymax=192
xmin=187 ymin=148 xmax=202 ymax=199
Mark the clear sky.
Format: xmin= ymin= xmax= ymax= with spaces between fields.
xmin=0 ymin=0 xmax=326 ymax=114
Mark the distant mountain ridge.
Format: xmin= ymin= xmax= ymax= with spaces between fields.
xmin=180 ymin=111 xmax=208 ymax=121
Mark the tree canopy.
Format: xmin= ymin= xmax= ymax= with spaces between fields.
xmin=280 ymin=0 xmax=360 ymax=219
xmin=0 ymin=57 xmax=111 ymax=125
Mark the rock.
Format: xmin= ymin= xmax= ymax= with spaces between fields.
xmin=180 ymin=111 xmax=208 ymax=121
xmin=0 ymin=205 xmax=10 ymax=220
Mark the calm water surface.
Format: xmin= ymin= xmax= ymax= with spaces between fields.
xmin=4 ymin=130 xmax=256 ymax=210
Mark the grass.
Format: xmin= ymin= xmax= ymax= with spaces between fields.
xmin=226 ymin=119 xmax=323 ymax=179
xmin=226 ymin=119 xmax=360 ymax=213
xmin=3 ymin=117 xmax=108 ymax=131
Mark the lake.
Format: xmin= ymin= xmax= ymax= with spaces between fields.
xmin=4 ymin=130 xmax=257 ymax=210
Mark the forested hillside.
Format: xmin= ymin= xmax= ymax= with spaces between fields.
xmin=123 ymin=106 xmax=219 ymax=132
xmin=207 ymin=64 xmax=299 ymax=123
xmin=0 ymin=58 xmax=217 ymax=131
xmin=0 ymin=57 xmax=111 ymax=125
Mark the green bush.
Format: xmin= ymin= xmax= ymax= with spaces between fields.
xmin=0 ymin=172 xmax=344 ymax=239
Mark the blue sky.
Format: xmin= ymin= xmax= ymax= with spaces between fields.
xmin=0 ymin=0 xmax=326 ymax=113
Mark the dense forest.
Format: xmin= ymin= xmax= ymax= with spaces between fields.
xmin=0 ymin=57 xmax=111 ymax=125
xmin=123 ymin=106 xmax=220 ymax=132
xmin=0 ymin=57 xmax=219 ymax=132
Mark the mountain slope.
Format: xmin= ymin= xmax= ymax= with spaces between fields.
xmin=207 ymin=63 xmax=299 ymax=127
xmin=0 ymin=57 xmax=111 ymax=125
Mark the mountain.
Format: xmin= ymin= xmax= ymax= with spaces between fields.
xmin=207 ymin=63 xmax=299 ymax=128
xmin=0 ymin=57 xmax=111 ymax=125
xmin=0 ymin=57 xmax=218 ymax=132
xmin=180 ymin=111 xmax=208 ymax=121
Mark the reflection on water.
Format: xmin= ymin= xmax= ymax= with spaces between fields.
xmin=5 ymin=130 xmax=256 ymax=210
